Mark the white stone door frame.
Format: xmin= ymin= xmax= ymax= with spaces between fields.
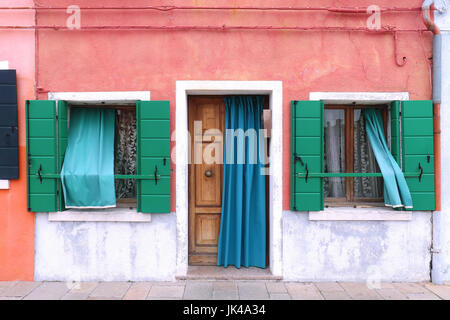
xmin=175 ymin=81 xmax=283 ymax=277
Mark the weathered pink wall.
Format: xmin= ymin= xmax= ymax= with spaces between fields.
xmin=0 ymin=0 xmax=35 ymax=281
xmin=34 ymin=0 xmax=432 ymax=212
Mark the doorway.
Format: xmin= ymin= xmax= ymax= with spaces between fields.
xmin=187 ymin=95 xmax=270 ymax=266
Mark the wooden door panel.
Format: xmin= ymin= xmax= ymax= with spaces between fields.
xmin=195 ymin=143 xmax=222 ymax=207
xmin=189 ymin=96 xmax=225 ymax=265
xmin=195 ymin=214 xmax=221 ymax=248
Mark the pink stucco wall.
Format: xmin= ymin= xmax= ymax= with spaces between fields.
xmin=35 ymin=0 xmax=433 ymax=212
xmin=0 ymin=0 xmax=434 ymax=279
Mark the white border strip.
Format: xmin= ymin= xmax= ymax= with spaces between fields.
xmin=310 ymin=92 xmax=409 ymax=104
xmin=310 ymin=208 xmax=412 ymax=221
xmin=48 ymin=91 xmax=150 ymax=104
xmin=176 ymin=80 xmax=283 ymax=278
xmin=48 ymin=209 xmax=151 ymax=222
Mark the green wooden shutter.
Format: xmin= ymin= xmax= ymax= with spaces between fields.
xmin=291 ymin=100 xmax=324 ymax=211
xmin=26 ymin=100 xmax=58 ymax=212
xmin=136 ymin=101 xmax=171 ymax=213
xmin=57 ymin=101 xmax=68 ymax=211
xmin=401 ymin=100 xmax=435 ymax=211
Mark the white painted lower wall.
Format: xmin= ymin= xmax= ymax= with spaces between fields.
xmin=283 ymin=211 xmax=432 ymax=282
xmin=35 ymin=210 xmax=432 ymax=282
xmin=34 ymin=213 xmax=176 ymax=281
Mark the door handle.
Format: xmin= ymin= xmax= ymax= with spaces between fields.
xmin=205 ymin=170 xmax=213 ymax=178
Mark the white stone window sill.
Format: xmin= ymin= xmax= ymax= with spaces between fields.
xmin=47 ymin=208 xmax=151 ymax=222
xmin=309 ymin=207 xmax=412 ymax=221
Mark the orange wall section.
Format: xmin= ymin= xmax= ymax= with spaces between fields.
xmin=0 ymin=0 xmax=35 ymax=281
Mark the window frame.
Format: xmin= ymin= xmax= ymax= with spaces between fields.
xmin=324 ymin=104 xmax=388 ymax=206
xmin=45 ymin=91 xmax=153 ymax=222
xmin=67 ymin=103 xmax=139 ymax=208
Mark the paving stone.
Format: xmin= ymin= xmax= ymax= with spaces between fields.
xmin=0 ymin=282 xmax=16 ymax=289
xmin=423 ymin=284 xmax=450 ymax=300
xmin=183 ymin=281 xmax=213 ymax=300
xmin=270 ymin=293 xmax=291 ymax=300
xmin=315 ymin=282 xmax=344 ymax=292
xmin=213 ymin=281 xmax=237 ymax=290
xmin=61 ymin=282 xmax=99 ymax=300
xmin=377 ymin=283 xmax=395 ymax=289
xmin=213 ymin=290 xmax=239 ymax=300
xmin=321 ymin=291 xmax=352 ymax=300
xmin=147 ymin=284 xmax=185 ymax=299
xmin=339 ymin=283 xmax=382 ymax=300
xmin=266 ymin=282 xmax=287 ymax=294
xmin=406 ymin=292 xmax=441 ymax=300
xmin=375 ymin=288 xmax=407 ymax=300
xmin=2 ymin=282 xmax=41 ymax=297
xmin=0 ymin=282 xmax=17 ymax=295
xmin=212 ymin=281 xmax=238 ymax=300
xmin=24 ymin=282 xmax=71 ymax=300
xmin=89 ymin=282 xmax=131 ymax=299
xmin=123 ymin=282 xmax=153 ymax=300
xmin=285 ymin=283 xmax=324 ymax=300
xmin=392 ymin=283 xmax=428 ymax=294
xmin=238 ymin=282 xmax=269 ymax=300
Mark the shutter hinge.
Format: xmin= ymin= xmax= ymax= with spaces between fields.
xmin=418 ymin=162 xmax=423 ymax=182
xmin=294 ymin=153 xmax=304 ymax=166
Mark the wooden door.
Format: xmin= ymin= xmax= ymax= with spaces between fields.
xmin=188 ymin=96 xmax=225 ymax=265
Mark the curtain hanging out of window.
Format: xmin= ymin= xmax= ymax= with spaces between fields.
xmin=61 ymin=108 xmax=116 ymax=208
xmin=364 ymin=108 xmax=413 ymax=208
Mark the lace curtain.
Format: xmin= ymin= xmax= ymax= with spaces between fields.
xmin=114 ymin=109 xmax=137 ymax=199
xmin=353 ymin=110 xmax=383 ymax=198
xmin=324 ymin=110 xmax=346 ymax=198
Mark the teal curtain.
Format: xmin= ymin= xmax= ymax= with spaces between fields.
xmin=217 ymin=96 xmax=266 ymax=268
xmin=364 ymin=109 xmax=413 ymax=209
xmin=61 ymin=108 xmax=116 ymax=208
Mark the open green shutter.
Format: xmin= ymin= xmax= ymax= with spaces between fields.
xmin=291 ymin=100 xmax=324 ymax=211
xmin=57 ymin=101 xmax=68 ymax=211
xmin=26 ymin=100 xmax=58 ymax=212
xmin=137 ymin=101 xmax=171 ymax=213
xmin=401 ymin=100 xmax=435 ymax=211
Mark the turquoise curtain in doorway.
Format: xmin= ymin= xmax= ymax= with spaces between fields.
xmin=364 ymin=109 xmax=413 ymax=208
xmin=217 ymin=96 xmax=267 ymax=269
xmin=61 ymin=108 xmax=116 ymax=208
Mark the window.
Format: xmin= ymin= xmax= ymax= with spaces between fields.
xmin=324 ymin=105 xmax=387 ymax=207
xmin=291 ymin=100 xmax=435 ymax=212
xmin=26 ymin=100 xmax=171 ymax=213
